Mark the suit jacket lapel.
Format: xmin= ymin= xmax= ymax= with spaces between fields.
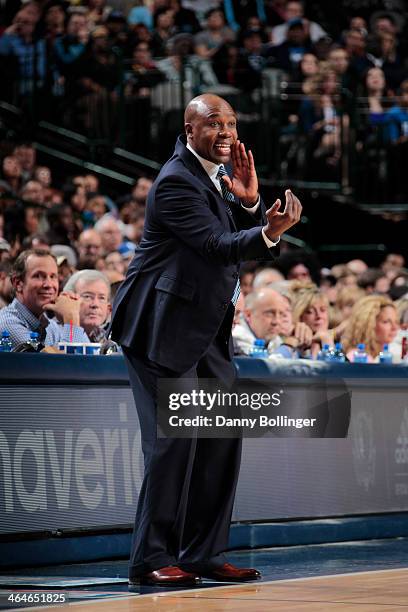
xmin=176 ymin=136 xmax=237 ymax=231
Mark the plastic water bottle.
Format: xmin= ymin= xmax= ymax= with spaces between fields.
xmin=353 ymin=343 xmax=368 ymax=363
xmin=329 ymin=342 xmax=346 ymax=363
xmin=0 ymin=330 xmax=12 ymax=352
xmin=379 ymin=344 xmax=393 ymax=364
xmin=250 ymin=339 xmax=268 ymax=359
xmin=28 ymin=332 xmax=41 ymax=351
xmin=317 ymin=343 xmax=331 ymax=361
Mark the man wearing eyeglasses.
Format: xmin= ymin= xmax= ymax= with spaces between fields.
xmin=63 ymin=270 xmax=112 ymax=342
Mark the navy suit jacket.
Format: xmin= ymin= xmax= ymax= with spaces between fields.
xmin=110 ymin=135 xmax=279 ymax=373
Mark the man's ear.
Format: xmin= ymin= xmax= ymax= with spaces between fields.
xmin=12 ymin=276 xmax=23 ymax=296
xmin=243 ymin=308 xmax=251 ymax=324
xmin=185 ymin=123 xmax=193 ymax=138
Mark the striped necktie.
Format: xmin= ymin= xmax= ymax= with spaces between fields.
xmin=216 ymin=165 xmax=234 ymax=218
xmin=216 ymin=165 xmax=240 ymax=306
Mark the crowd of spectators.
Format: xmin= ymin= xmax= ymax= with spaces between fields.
xmin=233 ymin=251 xmax=408 ymax=363
xmin=0 ymin=1 xmax=407 ymax=194
xmin=0 ymin=2 xmax=407 ymax=360
xmin=0 ymin=140 xmax=153 ymax=350
xmin=0 ymin=137 xmax=406 ymax=363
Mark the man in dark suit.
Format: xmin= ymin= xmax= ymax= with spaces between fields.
xmin=110 ymin=94 xmax=302 ymax=587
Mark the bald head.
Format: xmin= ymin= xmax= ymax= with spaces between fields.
xmin=184 ymin=94 xmax=234 ymax=124
xmin=245 ymin=288 xmax=289 ymax=343
xmin=184 ymin=94 xmax=237 ymax=165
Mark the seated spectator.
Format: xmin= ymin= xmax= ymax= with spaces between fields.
xmin=194 ymin=7 xmax=235 ymax=60
xmin=292 ymin=51 xmax=320 ymax=89
xmin=132 ymin=176 xmax=153 ymax=208
xmin=46 ymin=204 xmax=79 ymax=246
xmin=124 ymin=41 xmax=164 ymax=98
xmin=275 ymin=250 xmax=319 ymax=284
xmin=84 ymin=174 xmax=100 ymax=194
xmin=343 ymin=295 xmax=398 ymax=362
xmin=86 ymin=193 xmax=109 ymax=223
xmin=381 ymin=252 xmax=405 ymax=276
xmin=389 ymin=297 xmax=408 ymax=362
xmin=105 ymin=251 xmax=126 ymax=276
xmin=362 ymin=67 xmax=389 ymax=130
xmin=0 ymin=6 xmax=47 ymax=101
xmin=357 ymin=268 xmax=390 ymax=295
xmin=41 ymin=3 xmax=65 ymax=42
xmin=270 ymin=0 xmax=328 ymax=46
xmin=239 ymin=262 xmax=256 ymax=295
xmin=343 ymin=28 xmax=373 ymax=79
xmin=298 ymin=64 xmax=345 ymax=177
xmin=13 ymin=143 xmax=36 ymax=183
xmin=86 ymin=0 xmax=112 ymax=27
xmin=252 ymin=267 xmax=284 ymax=289
xmin=212 ymin=42 xmax=257 ymax=91
xmin=237 ymin=29 xmax=267 ymax=88
xmin=346 ymin=258 xmax=368 ymax=276
xmin=387 ymin=79 xmax=408 ymax=143
xmin=94 ymin=215 xmax=124 ymax=255
xmin=0 ymin=156 xmax=23 ymax=197
xmin=125 ymin=209 xmax=145 ymax=244
xmin=370 ymin=31 xmax=404 ymax=91
xmin=267 ymin=18 xmax=313 ymax=75
xmin=20 ymin=180 xmax=46 ymax=206
xmin=63 ymin=269 xmax=111 ymax=342
xmin=54 ymin=11 xmax=89 ymax=85
xmin=34 ymin=166 xmax=54 ymax=202
xmin=0 ymin=260 xmax=13 ymax=308
xmin=156 ymin=33 xmax=219 ymax=95
xmin=291 ymin=283 xmax=333 ymax=357
xmin=151 ymin=7 xmax=176 ymax=57
xmin=232 ymin=292 xmax=245 ymax=328
xmin=327 ymin=46 xmax=353 ymax=92
xmin=0 ymin=249 xmax=89 ymax=349
xmin=232 ymin=287 xmax=299 ymax=358
xmin=77 ymin=228 xmax=103 ymax=269
xmin=170 ymin=0 xmax=202 ymax=35
xmin=331 ymin=285 xmax=365 ymax=329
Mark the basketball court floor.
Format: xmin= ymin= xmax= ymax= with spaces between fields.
xmin=1 ymin=537 xmax=407 ymax=611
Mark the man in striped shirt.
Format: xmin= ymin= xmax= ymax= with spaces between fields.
xmin=0 ymin=249 xmax=89 ymax=349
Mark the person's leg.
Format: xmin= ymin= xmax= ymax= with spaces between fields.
xmin=176 ymin=339 xmax=242 ymax=572
xmin=123 ymin=348 xmax=199 ymax=577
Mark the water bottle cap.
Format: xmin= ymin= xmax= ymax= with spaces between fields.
xmin=254 ymin=339 xmax=265 ymax=347
xmin=383 ymin=344 xmax=389 ymax=350
xmin=1 ymin=330 xmax=10 ymax=337
xmin=323 ymin=344 xmax=330 ymax=350
xmin=357 ymin=343 xmax=365 ymax=350
xmin=30 ymin=332 xmax=39 ymax=339
xmin=335 ymin=342 xmax=342 ymax=349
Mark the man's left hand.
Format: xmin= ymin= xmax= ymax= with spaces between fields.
xmin=221 ymin=140 xmax=259 ymax=205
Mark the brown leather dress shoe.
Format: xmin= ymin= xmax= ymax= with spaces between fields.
xmin=202 ymin=562 xmax=261 ymax=582
xmin=130 ymin=566 xmax=201 ymax=587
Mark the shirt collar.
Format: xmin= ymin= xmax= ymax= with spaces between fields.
xmin=186 ymin=142 xmax=221 ymax=183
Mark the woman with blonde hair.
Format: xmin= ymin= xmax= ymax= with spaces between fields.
xmin=332 ymin=285 xmax=365 ymax=327
xmin=291 ymin=282 xmax=334 ymax=357
xmin=342 ymin=295 xmax=399 ymax=362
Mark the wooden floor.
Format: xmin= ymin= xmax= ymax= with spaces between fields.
xmin=39 ymin=568 xmax=408 ymax=611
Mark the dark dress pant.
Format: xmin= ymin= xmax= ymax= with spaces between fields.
xmin=123 ymin=331 xmax=241 ymax=577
